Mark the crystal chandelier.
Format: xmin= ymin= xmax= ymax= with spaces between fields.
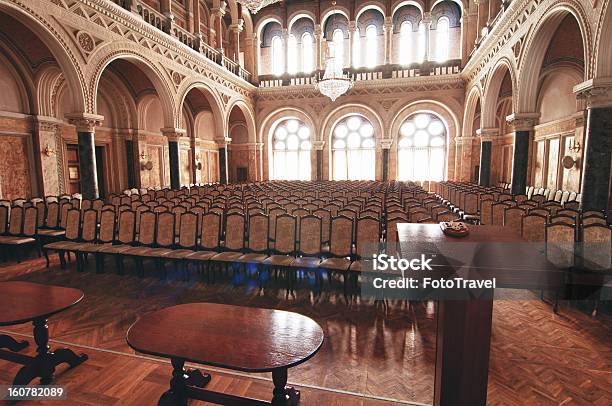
xmin=316 ymin=50 xmax=353 ymax=101
xmin=315 ymin=1 xmax=353 ymax=101
xmin=237 ymin=0 xmax=280 ymax=14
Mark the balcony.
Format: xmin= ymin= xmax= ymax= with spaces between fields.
xmin=109 ymin=0 xmax=252 ymax=83
xmin=258 ymin=59 xmax=462 ymax=89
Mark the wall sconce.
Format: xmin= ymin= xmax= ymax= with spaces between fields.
xmin=195 ymin=153 xmax=203 ymax=171
xmin=568 ymin=139 xmax=581 ymax=153
xmin=140 ymin=151 xmax=149 ymax=161
xmin=42 ymin=145 xmax=56 ymax=157
xmin=562 ymin=155 xmax=579 ymax=170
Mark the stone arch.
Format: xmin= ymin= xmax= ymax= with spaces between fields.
xmin=259 ymin=107 xmax=316 ymax=181
xmin=177 ymin=81 xmax=226 ymax=138
xmin=0 ymin=2 xmax=87 ymax=113
xmin=288 ymin=12 xmax=317 ymax=32
xmin=391 ymin=0 xmax=425 ymax=16
xmin=462 ymin=85 xmax=482 ymax=138
xmin=89 ymin=46 xmax=176 ymax=128
xmin=355 ymin=2 xmax=388 ymax=20
xmin=321 ymin=103 xmax=385 ymax=180
xmin=389 ymin=100 xmax=457 ymax=181
xmin=36 ymin=65 xmax=64 ymax=118
xmin=226 ymin=99 xmax=257 ymax=143
xmin=482 ymin=58 xmax=517 ymax=128
xmin=320 ymin=8 xmax=351 ymax=30
xmin=430 ymin=0 xmax=465 ymax=13
xmin=517 ymin=2 xmax=592 ymax=114
xmin=594 ymin=0 xmax=612 ymax=78
xmin=0 ymin=50 xmax=33 ymax=114
xmin=255 ymin=15 xmax=284 ymax=38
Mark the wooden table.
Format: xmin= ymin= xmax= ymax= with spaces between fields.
xmin=127 ymin=303 xmax=324 ymax=406
xmin=396 ymin=224 xmax=563 ymax=406
xmin=0 ymin=281 xmax=88 ymax=385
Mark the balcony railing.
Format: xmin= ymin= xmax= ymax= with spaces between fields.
xmin=258 ymin=59 xmax=462 ymax=89
xmin=110 ymin=0 xmax=252 ymax=83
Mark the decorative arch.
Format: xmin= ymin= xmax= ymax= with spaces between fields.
xmin=0 ymin=2 xmax=87 ymax=113
xmin=391 ymin=0 xmax=425 ymax=16
xmin=88 ymin=46 xmax=176 ymax=128
xmin=259 ymin=107 xmax=316 ymax=181
xmin=430 ymin=0 xmax=465 ymax=14
xmin=255 ymin=15 xmax=283 ymax=39
xmin=594 ymin=0 xmax=612 ymax=78
xmin=462 ymin=85 xmax=483 ymax=138
xmin=287 ymin=12 xmax=316 ymax=33
xmin=320 ymin=8 xmax=351 ymax=32
xmin=355 ymin=2 xmax=388 ymax=21
xmin=36 ymin=65 xmax=64 ymax=117
xmin=176 ymin=80 xmax=226 ymax=138
xmin=0 ymin=50 xmax=33 ymax=114
xmin=482 ymin=58 xmax=517 ymax=128
xmin=517 ymin=3 xmax=592 ymax=114
xmin=226 ymin=98 xmax=257 ymax=144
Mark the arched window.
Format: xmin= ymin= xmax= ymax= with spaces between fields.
xmin=271 ymin=36 xmax=284 ymax=75
xmin=352 ymin=28 xmax=361 ymax=68
xmin=272 ymin=119 xmax=312 ymax=180
xmin=287 ymin=34 xmax=298 ymax=74
xmin=436 ymin=17 xmax=449 ymax=62
xmin=399 ymin=21 xmax=412 ymax=65
xmin=302 ymin=32 xmax=314 ymax=73
xmin=332 ymin=115 xmax=376 ymax=180
xmin=418 ymin=22 xmax=426 ymax=62
xmin=397 ymin=113 xmax=446 ymax=181
xmin=365 ymin=25 xmax=378 ymax=68
xmin=332 ymin=29 xmax=345 ymax=70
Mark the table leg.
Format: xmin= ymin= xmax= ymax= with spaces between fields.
xmin=12 ymin=318 xmax=87 ymax=386
xmin=0 ymin=334 xmax=28 ymax=352
xmin=158 ymin=358 xmax=212 ymax=406
xmin=271 ymin=368 xmax=300 ymax=406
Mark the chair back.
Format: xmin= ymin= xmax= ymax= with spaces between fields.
xmin=521 ymin=214 xmax=547 ymax=242
xmin=155 ymin=212 xmax=175 ymax=248
xmin=80 ymin=209 xmax=98 ymax=242
xmin=224 ymin=213 xmax=245 ymax=251
xmin=22 ymin=207 xmax=38 ymax=237
xmin=64 ymin=209 xmax=81 ymax=241
xmin=329 ymin=215 xmax=353 ymax=258
xmin=246 ymin=214 xmax=269 ymax=253
xmin=178 ymin=212 xmax=198 ymax=249
xmin=491 ymin=202 xmax=511 ymax=226
xmin=98 ymin=209 xmax=116 ymax=243
xmin=273 ymin=214 xmax=297 ymax=255
xmin=200 ymin=212 xmax=222 ymax=250
xmin=46 ymin=201 xmax=60 ymax=228
xmin=480 ymin=199 xmax=494 ymax=225
xmin=580 ymin=224 xmax=611 ymax=272
xmin=137 ymin=211 xmax=156 ymax=245
xmin=298 ymin=215 xmax=322 ymax=256
xmin=116 ymin=210 xmax=136 ymax=244
xmin=8 ymin=206 xmax=24 ymax=236
xmin=504 ymin=207 xmax=526 ymax=235
xmin=0 ymin=205 xmax=8 ymax=235
xmin=545 ymin=223 xmax=576 ymax=269
xmin=355 ymin=216 xmax=381 ymax=258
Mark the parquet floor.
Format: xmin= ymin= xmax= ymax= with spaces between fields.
xmin=0 ymin=253 xmax=610 ymax=405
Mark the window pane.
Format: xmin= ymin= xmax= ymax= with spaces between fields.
xmin=418 ymin=23 xmax=426 ymax=62
xmin=436 ymin=18 xmax=449 ymax=62
xmin=288 ymin=35 xmax=298 ymax=74
xmin=400 ymin=22 xmax=412 ymax=65
xmin=353 ymin=29 xmax=361 ymax=68
xmin=334 ymin=150 xmax=348 ymax=180
xmin=332 ymin=115 xmax=377 ymax=180
xmin=272 ymin=36 xmax=284 ymax=75
xmin=366 ymin=25 xmax=377 ymax=68
xmin=333 ymin=29 xmax=344 ymax=69
xmin=302 ymin=33 xmax=314 ymax=73
xmin=272 ymin=119 xmax=312 ymax=180
xmin=397 ymin=113 xmax=446 ymax=182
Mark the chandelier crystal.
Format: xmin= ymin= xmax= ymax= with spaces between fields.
xmin=237 ymin=0 xmax=280 ymax=14
xmin=316 ymin=49 xmax=353 ymax=102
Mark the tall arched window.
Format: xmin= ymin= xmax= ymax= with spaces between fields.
xmin=399 ymin=21 xmax=412 ymax=65
xmin=271 ymin=36 xmax=284 ymax=75
xmin=418 ymin=22 xmax=426 ymax=62
xmin=332 ymin=115 xmax=376 ymax=180
xmin=272 ymin=119 xmax=312 ymax=180
xmin=398 ymin=113 xmax=446 ymax=181
xmin=302 ymin=32 xmax=314 ymax=73
xmin=352 ymin=28 xmax=361 ymax=68
xmin=332 ymin=29 xmax=345 ymax=70
xmin=365 ymin=25 xmax=378 ymax=68
xmin=287 ymin=34 xmax=298 ymax=74
xmin=436 ymin=17 xmax=449 ymax=62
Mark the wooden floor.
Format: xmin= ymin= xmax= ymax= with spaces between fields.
xmin=0 ymin=253 xmax=610 ymax=405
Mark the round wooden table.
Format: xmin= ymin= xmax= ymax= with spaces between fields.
xmin=0 ymin=281 xmax=88 ymax=385
xmin=127 ymin=303 xmax=324 ymax=406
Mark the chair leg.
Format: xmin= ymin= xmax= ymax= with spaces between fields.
xmin=43 ymin=249 xmax=50 ymax=268
xmin=59 ymin=251 xmax=66 ymax=269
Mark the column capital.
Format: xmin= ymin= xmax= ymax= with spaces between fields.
xmin=380 ymin=139 xmax=394 ymax=149
xmin=348 ymin=21 xmax=357 ymax=31
xmin=383 ymin=16 xmax=393 ymax=30
xmin=506 ymin=113 xmax=540 ymax=132
xmin=312 ymin=140 xmax=325 ymax=151
xmin=574 ymin=77 xmax=612 ymax=109
xmin=161 ymin=127 xmax=187 ymax=142
xmin=211 ymin=6 xmax=226 ymax=17
xmin=476 ymin=127 xmax=499 ymax=141
xmin=65 ymin=113 xmax=104 ymax=132
xmin=31 ymin=115 xmax=61 ymax=132
xmin=422 ymin=12 xmax=433 ymax=25
xmin=314 ymin=24 xmax=322 ymax=36
xmin=215 ymin=137 xmax=232 ymax=147
xmin=230 ymin=21 xmax=244 ymax=33
xmin=455 ymin=136 xmax=475 ymax=145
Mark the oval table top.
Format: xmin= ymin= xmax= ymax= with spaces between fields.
xmin=0 ymin=281 xmax=84 ymax=326
xmin=127 ymin=303 xmax=324 ymax=373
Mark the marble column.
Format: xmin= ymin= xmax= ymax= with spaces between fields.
xmin=66 ymin=113 xmax=103 ymax=199
xmin=580 ymin=107 xmax=612 ymax=211
xmin=422 ymin=13 xmax=432 ymax=61
xmin=212 ymin=7 xmax=225 ymax=54
xmin=506 ymin=113 xmax=539 ymax=196
xmin=245 ymin=33 xmax=257 ymax=81
xmin=230 ymin=21 xmax=244 ymax=64
xmin=381 ymin=139 xmax=394 ymax=181
xmin=162 ymin=128 xmax=186 ymax=189
xmin=314 ymin=24 xmax=323 ymax=71
xmin=476 ymin=129 xmax=499 ymax=186
xmin=312 ymin=141 xmax=325 ymax=181
xmin=216 ymin=137 xmax=231 ymax=184
xmin=347 ymin=21 xmax=356 ymax=67
xmin=475 ymin=0 xmax=489 ymax=43
xmin=383 ymin=17 xmax=393 ymax=65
